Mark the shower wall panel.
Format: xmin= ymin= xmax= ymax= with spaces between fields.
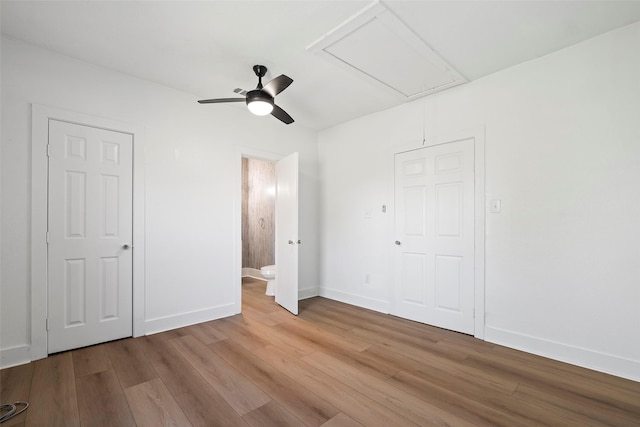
xmin=241 ymin=158 xmax=276 ymax=269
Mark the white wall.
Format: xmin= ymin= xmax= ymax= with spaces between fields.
xmin=3 ymin=23 xmax=639 ymax=383
xmin=318 ymin=22 xmax=640 ymax=381
xmin=0 ymin=37 xmax=319 ymax=367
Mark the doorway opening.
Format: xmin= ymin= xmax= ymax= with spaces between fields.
xmin=234 ymin=150 xmax=299 ymax=316
xmin=241 ymin=157 xmax=277 ymax=295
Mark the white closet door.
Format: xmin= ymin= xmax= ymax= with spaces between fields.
xmin=48 ymin=120 xmax=133 ymax=353
xmin=393 ymin=139 xmax=475 ymax=334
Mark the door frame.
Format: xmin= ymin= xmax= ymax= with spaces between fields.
xmin=30 ymin=104 xmax=146 ymax=360
xmin=391 ymin=126 xmax=486 ymax=339
xmin=233 ymin=147 xmax=284 ymax=314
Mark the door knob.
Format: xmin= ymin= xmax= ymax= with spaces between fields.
xmin=297 ymin=240 xmax=301 ymax=244
xmin=288 ymin=240 xmax=294 ymax=245
xmin=122 ymin=244 xmax=131 ymax=250
xmin=395 ymin=240 xmax=401 ymax=245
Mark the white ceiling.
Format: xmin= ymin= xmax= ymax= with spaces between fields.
xmin=3 ymin=0 xmax=640 ymax=130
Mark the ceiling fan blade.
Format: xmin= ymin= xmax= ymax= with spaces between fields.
xmin=197 ymin=98 xmax=245 ymax=104
xmin=263 ymin=75 xmax=293 ymax=98
xmin=271 ymin=104 xmax=294 ymax=125
xmin=233 ymin=88 xmax=248 ymax=96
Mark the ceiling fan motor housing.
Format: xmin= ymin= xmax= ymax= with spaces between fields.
xmin=246 ymin=89 xmax=274 ymax=106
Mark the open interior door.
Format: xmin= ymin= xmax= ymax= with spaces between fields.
xmin=275 ymin=152 xmax=299 ymax=315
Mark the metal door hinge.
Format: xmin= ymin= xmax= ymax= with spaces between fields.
xmin=46 ymin=144 xmax=51 ymax=157
xmin=46 ymin=232 xmax=49 ymax=244
xmin=46 ymin=318 xmax=49 ymax=331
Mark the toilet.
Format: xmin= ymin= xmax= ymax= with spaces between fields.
xmin=260 ymin=265 xmax=276 ymax=296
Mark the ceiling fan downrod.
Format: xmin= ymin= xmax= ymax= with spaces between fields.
xmin=253 ymin=65 xmax=267 ymax=89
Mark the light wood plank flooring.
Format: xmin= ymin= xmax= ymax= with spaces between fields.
xmin=2 ymin=277 xmax=639 ymax=426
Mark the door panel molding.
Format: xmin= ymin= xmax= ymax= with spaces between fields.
xmin=31 ymin=104 xmax=146 ymax=360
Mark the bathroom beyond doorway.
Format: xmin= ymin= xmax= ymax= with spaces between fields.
xmin=241 ymin=158 xmax=276 ymax=278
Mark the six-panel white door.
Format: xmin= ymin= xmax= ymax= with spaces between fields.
xmin=47 ymin=120 xmax=133 ymax=353
xmin=275 ymin=152 xmax=299 ymax=315
xmin=393 ymin=139 xmax=475 ymax=334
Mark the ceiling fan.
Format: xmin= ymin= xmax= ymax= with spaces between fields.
xmin=198 ymin=65 xmax=294 ymax=125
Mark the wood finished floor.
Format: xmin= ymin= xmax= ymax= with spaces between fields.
xmin=2 ymin=278 xmax=639 ymax=426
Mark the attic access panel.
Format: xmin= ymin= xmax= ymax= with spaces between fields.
xmin=307 ymin=1 xmax=466 ymax=100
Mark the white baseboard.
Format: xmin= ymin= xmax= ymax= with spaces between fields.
xmin=299 ymin=287 xmax=319 ymax=300
xmin=145 ymin=304 xmax=238 ymax=335
xmin=242 ymin=268 xmax=264 ymax=280
xmin=318 ymin=287 xmax=389 ymax=314
xmin=485 ymin=325 xmax=640 ymax=383
xmin=243 ymin=270 xmax=316 ymax=301
xmin=0 ymin=345 xmax=31 ymax=369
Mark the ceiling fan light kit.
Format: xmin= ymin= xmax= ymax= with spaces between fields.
xmin=198 ymin=64 xmax=294 ymax=124
xmin=246 ymin=90 xmax=274 ymax=116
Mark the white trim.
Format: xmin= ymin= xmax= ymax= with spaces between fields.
xmin=242 ymin=267 xmax=264 ymax=280
xmin=299 ymin=288 xmax=319 ymax=300
xmin=485 ymin=326 xmax=640 ymax=383
xmin=391 ymin=125 xmax=486 ymax=339
xmin=0 ymin=345 xmax=31 ymax=369
xmin=319 ymin=287 xmax=389 ymax=314
xmin=242 ymin=267 xmax=318 ymax=300
xmin=145 ymin=304 xmax=237 ymax=336
xmin=473 ymin=128 xmax=486 ymax=340
xmin=30 ymin=104 xmax=146 ymax=361
xmin=233 ymin=147 xmax=285 ymax=315
xmin=31 ymin=106 xmax=49 ymax=361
